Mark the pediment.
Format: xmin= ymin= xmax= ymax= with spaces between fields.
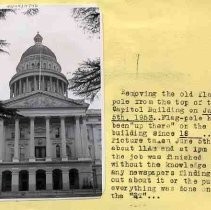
xmin=4 ymin=92 xmax=88 ymax=109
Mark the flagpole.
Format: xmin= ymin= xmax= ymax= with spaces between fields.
xmin=39 ymin=49 xmax=41 ymax=90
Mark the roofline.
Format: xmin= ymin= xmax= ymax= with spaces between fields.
xmin=86 ymin=109 xmax=101 ymax=116
xmin=3 ymin=90 xmax=89 ymax=108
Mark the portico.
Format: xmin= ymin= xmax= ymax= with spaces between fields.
xmin=0 ymin=115 xmax=90 ymax=162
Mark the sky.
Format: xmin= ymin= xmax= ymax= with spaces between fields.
xmin=0 ymin=5 xmax=101 ymax=109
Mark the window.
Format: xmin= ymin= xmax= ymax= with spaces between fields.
xmin=56 ymin=145 xmax=60 ymax=158
xmin=98 ymin=129 xmax=102 ymax=142
xmin=55 ymin=127 xmax=60 ymax=138
xmin=36 ymin=170 xmax=46 ymax=190
xmin=11 ymin=132 xmax=15 ymax=139
xmin=20 ymin=128 xmax=25 ymax=139
xmin=35 ymin=146 xmax=46 ymax=158
xmin=2 ymin=171 xmax=12 ymax=192
xmin=66 ymin=145 xmax=72 ymax=158
xmin=88 ymin=145 xmax=92 ymax=157
xmin=10 ymin=147 xmax=14 ymax=161
xmin=20 ymin=146 xmax=25 ymax=161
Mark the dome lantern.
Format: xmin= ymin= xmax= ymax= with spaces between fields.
xmin=34 ymin=32 xmax=43 ymax=44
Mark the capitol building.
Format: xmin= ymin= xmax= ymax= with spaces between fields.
xmin=0 ymin=33 xmax=102 ymax=198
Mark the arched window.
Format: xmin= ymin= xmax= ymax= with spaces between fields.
xmin=36 ymin=170 xmax=46 ymax=190
xmin=53 ymin=169 xmax=63 ymax=190
xmin=32 ymin=63 xmax=35 ymax=68
xmin=2 ymin=171 xmax=12 ymax=192
xmin=19 ymin=170 xmax=29 ymax=191
xmin=69 ymin=169 xmax=79 ymax=189
xmin=56 ymin=144 xmax=60 ymax=158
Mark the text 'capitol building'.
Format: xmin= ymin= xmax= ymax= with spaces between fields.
xmin=0 ymin=33 xmax=102 ymax=198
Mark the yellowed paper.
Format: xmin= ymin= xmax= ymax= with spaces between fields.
xmin=1 ymin=0 xmax=211 ymax=210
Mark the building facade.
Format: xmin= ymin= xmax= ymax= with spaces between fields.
xmin=0 ymin=33 xmax=102 ymax=198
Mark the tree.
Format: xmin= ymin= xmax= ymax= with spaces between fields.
xmin=0 ymin=40 xmax=9 ymax=54
xmin=70 ymin=8 xmax=101 ymax=101
xmin=0 ymin=8 xmax=38 ymax=20
xmin=72 ymin=7 xmax=100 ymax=36
xmin=0 ymin=9 xmax=15 ymax=53
xmin=69 ymin=58 xmax=101 ymax=101
xmin=0 ymin=9 xmax=16 ymax=19
xmin=0 ymin=101 xmax=20 ymax=119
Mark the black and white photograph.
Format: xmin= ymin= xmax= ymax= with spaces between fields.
xmin=0 ymin=5 xmax=102 ymax=198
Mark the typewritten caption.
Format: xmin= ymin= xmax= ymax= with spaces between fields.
xmin=110 ymin=90 xmax=211 ymax=200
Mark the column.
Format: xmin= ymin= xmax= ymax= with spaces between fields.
xmin=95 ymin=167 xmax=102 ymax=189
xmin=29 ymin=117 xmax=35 ymax=162
xmin=0 ymin=171 xmax=2 ymax=192
xmin=19 ymin=79 xmax=22 ymax=94
xmin=93 ymin=126 xmax=100 ymax=161
xmin=34 ymin=76 xmax=37 ymax=91
xmin=10 ymin=87 xmax=13 ymax=98
xmin=0 ymin=119 xmax=4 ymax=162
xmin=50 ymin=77 xmax=53 ymax=92
xmin=40 ymin=76 xmax=42 ymax=90
xmin=38 ymin=75 xmax=41 ymax=90
xmin=56 ymin=79 xmax=59 ymax=93
xmin=47 ymin=77 xmax=49 ymax=91
xmin=12 ymin=168 xmax=19 ymax=192
xmin=75 ymin=116 xmax=82 ymax=159
xmin=42 ymin=76 xmax=45 ymax=91
xmin=46 ymin=167 xmax=53 ymax=190
xmin=14 ymin=82 xmax=17 ymax=96
xmin=81 ymin=117 xmax=90 ymax=158
xmin=10 ymin=85 xmax=13 ymax=98
xmin=26 ymin=77 xmax=29 ymax=93
xmin=61 ymin=82 xmax=64 ymax=95
xmin=13 ymin=118 xmax=19 ymax=162
xmin=61 ymin=117 xmax=68 ymax=161
xmin=46 ymin=117 xmax=51 ymax=161
xmin=13 ymin=84 xmax=15 ymax=97
xmin=65 ymin=85 xmax=68 ymax=98
xmin=29 ymin=168 xmax=36 ymax=191
xmin=62 ymin=167 xmax=69 ymax=190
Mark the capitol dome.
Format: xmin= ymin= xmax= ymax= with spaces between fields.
xmin=9 ymin=33 xmax=68 ymax=98
xmin=20 ymin=33 xmax=57 ymax=61
xmin=21 ymin=44 xmax=57 ymax=61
